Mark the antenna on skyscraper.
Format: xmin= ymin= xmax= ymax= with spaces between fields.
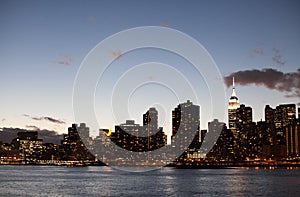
xmin=233 ymin=77 xmax=235 ymax=88
xmin=231 ymin=77 xmax=237 ymax=97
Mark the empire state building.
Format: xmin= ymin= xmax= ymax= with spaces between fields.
xmin=228 ymin=77 xmax=240 ymax=136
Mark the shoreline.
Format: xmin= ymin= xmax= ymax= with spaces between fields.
xmin=1 ymin=161 xmax=300 ymax=169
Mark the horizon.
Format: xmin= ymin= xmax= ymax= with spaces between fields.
xmin=1 ymin=98 xmax=299 ymax=141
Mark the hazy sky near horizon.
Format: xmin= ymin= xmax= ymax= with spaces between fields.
xmin=1 ymin=0 xmax=300 ymax=135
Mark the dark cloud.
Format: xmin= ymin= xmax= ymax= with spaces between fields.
xmin=38 ymin=129 xmax=64 ymax=144
xmin=26 ymin=125 xmax=40 ymax=130
xmin=23 ymin=114 xmax=66 ymax=124
xmin=43 ymin=117 xmax=65 ymax=124
xmin=0 ymin=127 xmax=63 ymax=144
xmin=224 ymin=68 xmax=300 ymax=98
xmin=32 ymin=117 xmax=42 ymax=121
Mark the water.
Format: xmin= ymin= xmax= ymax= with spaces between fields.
xmin=0 ymin=166 xmax=300 ymax=196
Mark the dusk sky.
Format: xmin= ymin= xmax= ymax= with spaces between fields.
xmin=1 ymin=0 xmax=300 ymax=136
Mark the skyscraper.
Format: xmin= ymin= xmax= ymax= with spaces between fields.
xmin=265 ymin=105 xmax=275 ymax=124
xmin=143 ymin=107 xmax=158 ymax=136
xmin=236 ymin=104 xmax=253 ymax=125
xmin=228 ymin=77 xmax=240 ymax=137
xmin=110 ymin=108 xmax=167 ymax=152
xmin=274 ymin=104 xmax=296 ymax=129
xmin=171 ymin=100 xmax=200 ymax=141
xmin=286 ymin=120 xmax=300 ymax=157
xmin=171 ymin=100 xmax=200 ymax=161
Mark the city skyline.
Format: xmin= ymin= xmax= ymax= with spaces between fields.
xmin=1 ymin=98 xmax=300 ymax=166
xmin=1 ymin=0 xmax=300 ymax=135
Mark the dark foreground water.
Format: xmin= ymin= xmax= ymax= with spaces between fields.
xmin=0 ymin=165 xmax=300 ymax=196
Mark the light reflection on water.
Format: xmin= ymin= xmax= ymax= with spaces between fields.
xmin=0 ymin=166 xmax=300 ymax=196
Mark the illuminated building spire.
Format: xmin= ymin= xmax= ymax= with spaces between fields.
xmin=228 ymin=76 xmax=240 ymax=131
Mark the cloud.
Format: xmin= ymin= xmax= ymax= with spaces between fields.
xmin=271 ymin=47 xmax=285 ymax=65
xmin=224 ymin=68 xmax=300 ymax=97
xmin=51 ymin=53 xmax=72 ymax=66
xmin=43 ymin=117 xmax=65 ymax=124
xmin=32 ymin=117 xmax=42 ymax=121
xmin=253 ymin=49 xmax=264 ymax=55
xmin=1 ymin=118 xmax=5 ymax=122
xmin=272 ymin=54 xmax=285 ymax=65
xmin=26 ymin=125 xmax=40 ymax=130
xmin=0 ymin=127 xmax=63 ymax=144
xmin=23 ymin=114 xmax=66 ymax=124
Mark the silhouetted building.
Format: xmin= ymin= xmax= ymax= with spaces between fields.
xmin=262 ymin=104 xmax=297 ymax=158
xmin=286 ymin=119 xmax=300 ymax=157
xmin=143 ymin=107 xmax=158 ymax=135
xmin=59 ymin=124 xmax=94 ymax=161
xmin=171 ymin=100 xmax=200 ymax=147
xmin=235 ymin=104 xmax=253 ymax=160
xmin=172 ymin=100 xmax=200 ymax=162
xmin=77 ymin=123 xmax=91 ymax=145
xmin=265 ymin=105 xmax=275 ymax=124
xmin=11 ymin=131 xmax=43 ymax=163
xmin=236 ymin=104 xmax=253 ymax=125
xmin=109 ymin=108 xmax=167 ymax=152
xmin=200 ymin=129 xmax=207 ymax=143
xmin=275 ymin=104 xmax=296 ymax=144
xmin=245 ymin=122 xmax=263 ymax=160
xmin=207 ymin=119 xmax=235 ymax=161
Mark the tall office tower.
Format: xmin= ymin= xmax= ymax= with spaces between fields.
xmin=228 ymin=77 xmax=240 ymax=138
xmin=235 ymin=104 xmax=254 ymax=158
xmin=286 ymin=120 xmax=300 ymax=157
xmin=265 ymin=105 xmax=275 ymax=123
xmin=77 ymin=123 xmax=91 ymax=145
xmin=60 ymin=124 xmax=94 ymax=161
xmin=206 ymin=119 xmax=235 ymax=161
xmin=274 ymin=104 xmax=296 ymax=128
xmin=143 ymin=107 xmax=158 ymax=135
xmin=171 ymin=100 xmax=200 ymax=162
xmin=274 ymin=104 xmax=296 ymax=145
xmin=236 ymin=104 xmax=253 ymax=125
xmin=171 ymin=100 xmax=200 ymax=148
xmin=171 ymin=100 xmax=200 ymax=139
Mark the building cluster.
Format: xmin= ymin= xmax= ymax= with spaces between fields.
xmin=108 ymin=107 xmax=167 ymax=152
xmin=0 ymin=123 xmax=96 ymax=165
xmin=198 ymin=78 xmax=300 ymax=163
xmin=1 ymin=78 xmax=300 ymax=165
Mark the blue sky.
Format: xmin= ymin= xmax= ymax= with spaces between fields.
xmin=1 ymin=0 xmax=300 ymax=135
